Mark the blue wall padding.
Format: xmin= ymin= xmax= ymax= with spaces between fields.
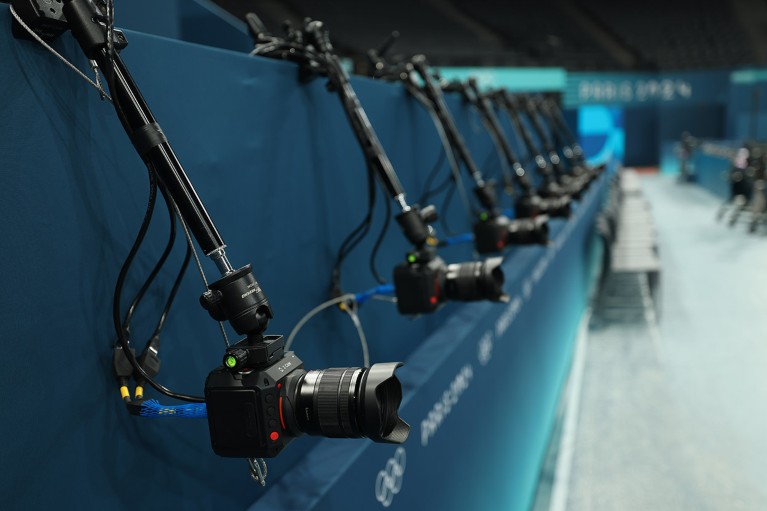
xmin=660 ymin=138 xmax=737 ymax=199
xmin=725 ymin=81 xmax=767 ymax=141
xmin=115 ymin=0 xmax=251 ymax=52
xmin=251 ymin=174 xmax=607 ymax=511
xmin=692 ymin=142 xmax=741 ymax=200
xmin=0 ymin=5 xmax=604 ymax=509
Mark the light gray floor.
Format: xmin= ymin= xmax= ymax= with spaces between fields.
xmin=561 ymin=175 xmax=767 ymax=511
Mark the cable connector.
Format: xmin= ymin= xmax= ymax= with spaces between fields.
xmin=113 ymin=345 xmax=136 ymax=382
xmin=113 ymin=345 xmax=135 ymax=402
xmin=135 ymin=336 xmax=161 ymax=400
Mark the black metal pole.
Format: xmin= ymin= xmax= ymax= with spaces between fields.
xmin=520 ymin=95 xmax=565 ymax=178
xmin=326 ymin=58 xmax=407 ymax=201
xmin=495 ymin=91 xmax=554 ymax=181
xmin=63 ymin=0 xmax=229 ymax=268
xmin=544 ymin=98 xmax=586 ymax=164
xmin=410 ymin=56 xmax=485 ymax=186
xmin=463 ymin=79 xmax=533 ymax=193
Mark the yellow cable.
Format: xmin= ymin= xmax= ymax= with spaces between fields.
xmin=135 ymin=386 xmax=144 ymax=400
xmin=119 ymin=386 xmax=130 ymax=400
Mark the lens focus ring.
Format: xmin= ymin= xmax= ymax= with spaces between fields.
xmin=314 ymin=368 xmax=361 ymax=438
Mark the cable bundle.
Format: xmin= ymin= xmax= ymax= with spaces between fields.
xmin=137 ymin=399 xmax=208 ymax=418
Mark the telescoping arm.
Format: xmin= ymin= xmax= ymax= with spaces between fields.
xmin=405 ymin=57 xmax=551 ymax=251
xmin=301 ymin=23 xmax=436 ymax=250
xmin=520 ymin=95 xmax=594 ymax=193
xmin=462 ymin=78 xmax=533 ymax=194
xmin=457 ymin=80 xmax=572 ymax=219
xmin=539 ymin=95 xmax=604 ymax=180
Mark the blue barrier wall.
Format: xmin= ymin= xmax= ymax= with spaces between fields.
xmin=252 ymin=175 xmax=607 ymax=511
xmin=726 ymin=70 xmax=767 ymax=141
xmin=659 ymin=138 xmax=735 ymax=199
xmin=116 ymin=0 xmax=251 ymax=52
xmin=0 ymin=6 xmax=605 ymax=510
xmin=565 ymin=71 xmax=734 ymax=167
xmin=692 ymin=141 xmax=739 ymax=200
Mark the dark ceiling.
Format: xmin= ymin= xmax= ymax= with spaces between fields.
xmin=212 ymin=0 xmax=756 ymax=71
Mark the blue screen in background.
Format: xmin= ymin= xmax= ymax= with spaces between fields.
xmin=578 ymin=105 xmax=625 ymax=165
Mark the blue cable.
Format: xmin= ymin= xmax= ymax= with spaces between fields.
xmin=354 ymin=283 xmax=395 ymax=306
xmin=440 ymin=232 xmax=475 ymax=247
xmin=138 ymin=399 xmax=208 ymax=418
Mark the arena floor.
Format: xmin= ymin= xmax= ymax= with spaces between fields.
xmin=533 ymin=173 xmax=767 ymax=511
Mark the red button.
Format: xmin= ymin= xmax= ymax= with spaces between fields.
xmin=270 ymin=431 xmax=279 ymax=441
xmin=429 ymin=296 xmax=438 ymax=305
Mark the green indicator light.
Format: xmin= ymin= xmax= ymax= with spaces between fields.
xmin=407 ymin=254 xmax=417 ymax=263
xmin=225 ymin=356 xmax=237 ymax=368
xmin=480 ymin=212 xmax=488 ymax=221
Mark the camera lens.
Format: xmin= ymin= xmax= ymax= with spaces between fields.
xmin=538 ymin=195 xmax=572 ymax=218
xmin=282 ymin=363 xmax=410 ymax=444
xmin=445 ymin=256 xmax=507 ymax=302
xmin=507 ymin=215 xmax=549 ymax=245
xmin=561 ymin=179 xmax=586 ymax=200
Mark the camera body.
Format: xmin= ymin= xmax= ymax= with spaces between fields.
xmin=393 ymin=253 xmax=446 ymax=314
xmin=473 ymin=213 xmax=549 ymax=253
xmin=393 ymin=249 xmax=507 ymax=314
xmin=516 ymin=193 xmax=572 ymax=219
xmin=205 ymin=336 xmax=410 ymax=458
xmin=205 ymin=335 xmax=301 ymax=458
xmin=473 ymin=215 xmax=513 ymax=253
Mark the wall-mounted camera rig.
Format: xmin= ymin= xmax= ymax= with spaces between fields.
xmin=247 ymin=15 xmax=508 ymax=314
xmin=518 ymin=94 xmax=596 ymax=193
xmin=366 ymin=48 xmax=550 ymax=253
xmin=490 ymin=90 xmax=570 ymax=197
xmin=536 ymin=94 xmax=605 ymax=181
xmin=11 ymin=0 xmax=409 ymax=486
xmin=445 ymin=77 xmax=573 ymax=221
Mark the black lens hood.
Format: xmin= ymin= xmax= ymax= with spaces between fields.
xmin=359 ymin=362 xmax=410 ymax=444
xmin=478 ymin=256 xmax=506 ymax=300
xmin=540 ymin=195 xmax=572 ymax=218
xmin=507 ymin=215 xmax=549 ymax=245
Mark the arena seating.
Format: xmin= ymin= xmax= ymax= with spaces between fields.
xmin=578 ymin=0 xmax=753 ymax=70
xmin=213 ymin=0 xmax=757 ymax=71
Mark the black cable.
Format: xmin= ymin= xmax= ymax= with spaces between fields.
xmin=122 ymin=186 xmax=177 ymax=334
xmin=152 ymin=241 xmax=191 ymax=338
xmin=417 ymin=149 xmax=447 ymax=205
xmin=439 ymin=184 xmax=456 ymax=236
xmin=336 ymin=167 xmax=375 ymax=263
xmin=369 ymin=187 xmax=391 ymax=284
xmin=422 ymin=173 xmax=455 ymax=205
xmin=331 ymin=165 xmax=376 ymax=293
xmin=252 ymin=41 xmax=374 ymax=294
xmin=113 ymin=167 xmax=204 ymax=403
xmin=481 ymin=147 xmax=498 ymax=178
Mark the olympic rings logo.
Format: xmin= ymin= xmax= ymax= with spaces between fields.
xmin=374 ymin=447 xmax=406 ymax=508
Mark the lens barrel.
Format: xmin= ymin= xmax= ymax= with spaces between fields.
xmin=517 ymin=194 xmax=571 ymax=219
xmin=445 ymin=256 xmax=506 ymax=302
xmin=282 ymin=363 xmax=410 ymax=444
xmin=507 ymin=215 xmax=549 ymax=245
xmin=538 ymin=195 xmax=572 ymax=218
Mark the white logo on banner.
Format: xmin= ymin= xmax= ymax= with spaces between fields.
xmin=375 ymin=447 xmax=406 ymax=508
xmin=477 ymin=331 xmax=493 ymax=366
